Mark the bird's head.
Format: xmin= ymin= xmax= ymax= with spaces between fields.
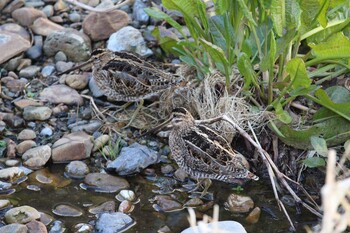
xmin=171 ymin=107 xmax=194 ymax=128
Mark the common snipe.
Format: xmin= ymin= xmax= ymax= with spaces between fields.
xmin=169 ymin=107 xmax=259 ymax=184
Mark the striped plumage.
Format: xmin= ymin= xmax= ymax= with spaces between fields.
xmin=169 ymin=107 xmax=258 ymax=183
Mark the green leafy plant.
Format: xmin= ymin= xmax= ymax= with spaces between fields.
xmin=0 ymin=141 xmax=6 ymax=148
xmin=146 ymin=0 xmax=350 ymax=148
xmin=100 ymin=137 xmax=123 ymax=160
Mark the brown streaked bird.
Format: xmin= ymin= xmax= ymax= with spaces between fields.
xmin=59 ymin=49 xmax=183 ymax=127
xmin=169 ymin=107 xmax=259 ymax=186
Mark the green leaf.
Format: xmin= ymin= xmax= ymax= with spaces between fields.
xmin=285 ymin=0 xmax=301 ymax=30
xmin=308 ymin=32 xmax=350 ymax=64
xmin=286 ymin=58 xmax=312 ymax=90
xmin=303 ymin=157 xmax=326 ymax=168
xmin=237 ymin=0 xmax=257 ymax=27
xmin=300 ymin=0 xmax=320 ymax=34
xmin=209 ymin=15 xmax=235 ymax=54
xmin=199 ymin=38 xmax=229 ymax=74
xmin=162 ymin=0 xmax=198 ymax=19
xmin=0 ymin=141 xmax=6 ymax=148
xmin=270 ymin=0 xmax=285 ymax=36
xmin=274 ymin=102 xmax=292 ymax=124
xmin=304 ymin=18 xmax=350 ymax=43
xmin=313 ymin=89 xmax=350 ymax=121
xmin=144 ymin=7 xmax=184 ymax=35
xmin=325 ymin=86 xmax=350 ymax=103
xmin=317 ymin=0 xmax=330 ymax=27
xmin=260 ymin=30 xmax=277 ymax=71
xmin=310 ymin=136 xmax=328 ymax=157
xmin=237 ymin=53 xmax=258 ymax=90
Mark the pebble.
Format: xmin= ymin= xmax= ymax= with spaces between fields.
xmin=115 ymin=190 xmax=137 ymax=202
xmin=0 ymin=31 xmax=31 ymax=64
xmin=30 ymin=17 xmax=64 ymax=37
xmin=133 ymin=0 xmax=149 ymax=25
xmin=107 ymin=142 xmax=159 ymax=175
xmin=54 ymin=51 xmax=67 ymax=62
xmin=161 ymin=164 xmax=174 ymax=174
xmin=95 ymin=212 xmax=135 ymax=233
xmin=26 ymin=45 xmax=42 ymax=60
xmin=23 ymin=106 xmax=52 ymax=121
xmin=26 ymin=220 xmax=47 ymax=233
xmin=18 ymin=65 xmax=41 ymax=78
xmin=5 ymin=205 xmax=40 ymax=224
xmin=5 ymin=159 xmax=20 ymax=167
xmin=22 ymin=145 xmax=51 ymax=168
xmin=82 ymin=173 xmax=129 ymax=193
xmin=69 ymin=11 xmax=81 ymax=23
xmin=55 ymin=61 xmax=74 ymax=73
xmin=42 ymin=4 xmax=54 ymax=17
xmin=0 ymin=223 xmax=28 ymax=233
xmin=39 ymin=84 xmax=84 ymax=105
xmin=49 ymin=220 xmax=66 ymax=233
xmin=0 ymin=200 xmax=11 ymax=209
xmin=0 ymin=23 xmax=31 ymax=42
xmin=73 ymin=223 xmax=93 ymax=233
xmin=41 ymin=65 xmax=55 ymax=78
xmin=65 ymin=74 xmax=89 ymax=90
xmin=224 ymin=194 xmax=254 ymax=213
xmin=246 ymin=207 xmax=261 ymax=224
xmin=82 ymin=9 xmax=129 ymax=41
xmin=88 ymin=201 xmax=115 ymax=214
xmin=2 ymin=0 xmax=25 ymax=14
xmin=70 ymin=120 xmax=102 ymax=134
xmin=16 ymin=140 xmax=37 ymax=154
xmin=92 ymin=134 xmax=110 ymax=152
xmin=89 ymin=76 xmax=105 ymax=97
xmin=0 ymin=167 xmax=24 ymax=182
xmin=65 ymin=161 xmax=89 ymax=179
xmin=11 ymin=7 xmax=47 ymax=27
xmin=52 ymin=204 xmax=83 ymax=217
xmin=52 ymin=132 xmax=93 ymax=162
xmin=43 ymin=28 xmax=92 ymax=62
xmin=118 ymin=200 xmax=134 ymax=213
xmin=40 ymin=127 xmax=53 ymax=136
xmin=152 ymin=195 xmax=183 ymax=212
xmin=18 ymin=129 xmax=36 ymax=140
xmin=107 ymin=26 xmax=153 ymax=57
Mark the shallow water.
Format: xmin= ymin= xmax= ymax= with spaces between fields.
xmin=4 ymin=164 xmax=318 ymax=232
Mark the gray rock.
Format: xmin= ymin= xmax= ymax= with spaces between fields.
xmin=42 ymin=4 xmax=54 ymax=17
xmin=22 ymin=145 xmax=51 ymax=168
xmin=83 ymin=173 xmax=129 ymax=193
xmin=133 ymin=0 xmax=149 ymax=25
xmin=95 ymin=212 xmax=135 ymax=233
xmin=19 ymin=65 xmax=41 ymax=78
xmin=5 ymin=205 xmax=40 ymax=224
xmin=107 ymin=26 xmax=153 ymax=57
xmin=23 ymin=106 xmax=52 ymax=121
xmin=30 ymin=17 xmax=64 ymax=37
xmin=39 ymin=84 xmax=84 ymax=105
xmin=18 ymin=129 xmax=36 ymax=140
xmin=43 ymin=28 xmax=91 ymax=62
xmin=54 ymin=51 xmax=67 ymax=62
xmin=11 ymin=7 xmax=47 ymax=27
xmin=25 ymin=220 xmax=48 ymax=233
xmin=65 ymin=74 xmax=89 ymax=90
xmin=55 ymin=61 xmax=73 ymax=73
xmin=70 ymin=120 xmax=102 ymax=134
xmin=65 ymin=161 xmax=89 ymax=179
xmin=41 ymin=65 xmax=55 ymax=78
xmin=49 ymin=220 xmax=65 ymax=233
xmin=0 ymin=167 xmax=24 ymax=181
xmin=69 ymin=11 xmax=81 ymax=23
xmin=40 ymin=127 xmax=53 ymax=136
xmin=107 ymin=142 xmax=159 ymax=175
xmin=52 ymin=204 xmax=83 ymax=217
xmin=0 ymin=223 xmax=28 ymax=233
xmin=26 ymin=45 xmax=42 ymax=60
xmin=181 ymin=221 xmax=247 ymax=233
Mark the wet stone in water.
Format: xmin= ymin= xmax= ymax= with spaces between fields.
xmin=118 ymin=200 xmax=134 ymax=213
xmin=224 ymin=193 xmax=254 ymax=213
xmin=72 ymin=223 xmax=93 ymax=233
xmin=65 ymin=161 xmax=89 ymax=179
xmin=95 ymin=212 xmax=135 ymax=233
xmin=88 ymin=201 xmax=115 ymax=214
xmin=50 ymin=220 xmax=66 ymax=233
xmin=151 ymin=195 xmax=183 ymax=212
xmin=5 ymin=205 xmax=41 ymax=224
xmin=81 ymin=173 xmax=129 ymax=193
xmin=27 ymin=185 xmax=40 ymax=191
xmin=115 ymin=190 xmax=137 ymax=203
xmin=245 ymin=207 xmax=261 ymax=224
xmin=52 ymin=204 xmax=83 ymax=217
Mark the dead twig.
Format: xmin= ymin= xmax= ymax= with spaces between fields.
xmin=63 ymin=0 xmax=134 ymax=12
xmin=81 ymin=94 xmax=107 ymax=122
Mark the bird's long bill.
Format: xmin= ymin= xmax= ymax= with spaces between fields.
xmin=57 ymin=59 xmax=94 ymax=75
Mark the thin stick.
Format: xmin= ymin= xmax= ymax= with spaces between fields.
xmin=81 ymin=94 xmax=107 ymax=122
xmin=63 ymin=0 xmax=134 ymax=12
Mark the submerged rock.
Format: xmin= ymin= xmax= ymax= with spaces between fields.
xmin=5 ymin=205 xmax=41 ymax=224
xmin=95 ymin=212 xmax=135 ymax=233
xmin=52 ymin=204 xmax=83 ymax=217
xmin=65 ymin=161 xmax=89 ymax=179
xmin=88 ymin=201 xmax=115 ymax=214
xmin=82 ymin=173 xmax=129 ymax=193
xmin=224 ymin=194 xmax=254 ymax=213
xmin=107 ymin=142 xmax=159 ymax=175
xmin=0 ymin=223 xmax=28 ymax=233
